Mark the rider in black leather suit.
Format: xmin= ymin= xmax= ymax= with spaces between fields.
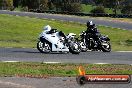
xmin=85 ymin=21 xmax=100 ymax=41
xmin=85 ymin=21 xmax=101 ymax=49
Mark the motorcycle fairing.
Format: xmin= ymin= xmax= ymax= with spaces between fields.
xmin=42 ymin=32 xmax=69 ymax=52
xmin=100 ymin=36 xmax=110 ymax=41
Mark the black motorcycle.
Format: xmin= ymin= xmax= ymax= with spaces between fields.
xmin=79 ymin=31 xmax=111 ymax=52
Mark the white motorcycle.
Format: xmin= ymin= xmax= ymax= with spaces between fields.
xmin=37 ymin=29 xmax=80 ymax=54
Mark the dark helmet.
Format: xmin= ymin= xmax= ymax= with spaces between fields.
xmin=87 ymin=21 xmax=93 ymax=27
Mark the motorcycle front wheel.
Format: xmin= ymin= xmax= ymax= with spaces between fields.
xmin=101 ymin=41 xmax=111 ymax=52
xmin=37 ymin=41 xmax=51 ymax=53
xmin=80 ymin=42 xmax=87 ymax=52
xmin=69 ymin=42 xmax=80 ymax=54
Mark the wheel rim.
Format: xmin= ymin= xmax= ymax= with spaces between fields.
xmin=38 ymin=41 xmax=51 ymax=53
xmin=72 ymin=43 xmax=80 ymax=52
xmin=80 ymin=42 xmax=87 ymax=51
xmin=101 ymin=42 xmax=111 ymax=51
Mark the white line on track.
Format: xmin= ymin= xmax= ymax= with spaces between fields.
xmin=93 ymin=63 xmax=110 ymax=65
xmin=116 ymin=51 xmax=132 ymax=52
xmin=51 ymin=19 xmax=55 ymax=20
xmin=60 ymin=20 xmax=64 ymax=22
xmin=69 ymin=21 xmax=73 ymax=23
xmin=21 ymin=47 xmax=25 ymax=48
xmin=1 ymin=61 xmax=61 ymax=64
xmin=1 ymin=61 xmax=132 ymax=65
xmin=6 ymin=47 xmax=13 ymax=48
xmin=2 ymin=61 xmax=19 ymax=63
xmin=43 ymin=62 xmax=61 ymax=64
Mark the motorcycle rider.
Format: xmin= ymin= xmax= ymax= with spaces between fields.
xmin=40 ymin=25 xmax=51 ymax=36
xmin=40 ymin=25 xmax=67 ymax=44
xmin=39 ymin=25 xmax=52 ymax=42
xmin=86 ymin=21 xmax=100 ymax=36
xmin=40 ymin=25 xmax=66 ymax=38
xmin=85 ymin=21 xmax=100 ymax=48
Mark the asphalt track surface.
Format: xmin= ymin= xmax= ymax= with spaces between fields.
xmin=0 ymin=10 xmax=132 ymax=30
xmin=0 ymin=77 xmax=131 ymax=88
xmin=0 ymin=48 xmax=132 ymax=64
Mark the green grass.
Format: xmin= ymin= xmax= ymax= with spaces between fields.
xmin=0 ymin=62 xmax=131 ymax=77
xmin=0 ymin=14 xmax=132 ymax=51
xmin=81 ymin=4 xmax=95 ymax=13
xmin=81 ymin=4 xmax=121 ymax=14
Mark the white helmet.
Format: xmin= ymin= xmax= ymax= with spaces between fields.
xmin=43 ymin=25 xmax=51 ymax=32
xmin=87 ymin=21 xmax=93 ymax=27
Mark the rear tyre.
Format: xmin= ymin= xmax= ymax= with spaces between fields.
xmin=37 ymin=41 xmax=51 ymax=53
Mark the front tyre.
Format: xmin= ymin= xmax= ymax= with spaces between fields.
xmin=37 ymin=41 xmax=51 ymax=53
xmin=101 ymin=41 xmax=111 ymax=52
xmin=69 ymin=42 xmax=80 ymax=54
xmin=80 ymin=42 xmax=87 ymax=52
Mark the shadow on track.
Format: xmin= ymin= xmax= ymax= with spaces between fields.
xmin=12 ymin=50 xmax=69 ymax=54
